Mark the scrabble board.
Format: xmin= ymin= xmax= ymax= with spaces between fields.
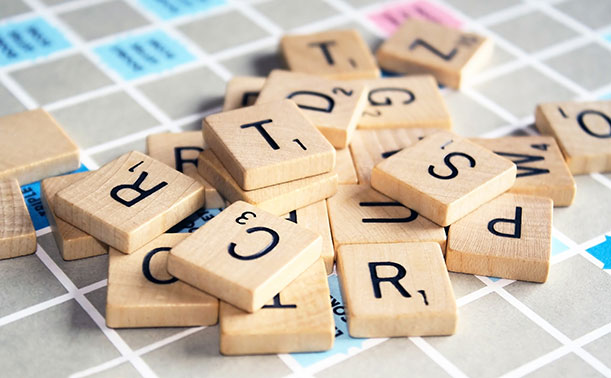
xmin=1 ymin=0 xmax=611 ymax=377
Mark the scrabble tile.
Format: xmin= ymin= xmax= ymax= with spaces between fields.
xmin=535 ymin=101 xmax=611 ymax=174
xmin=357 ymin=75 xmax=452 ymax=129
xmin=219 ymin=259 xmax=333 ymax=355
xmin=54 ymin=151 xmax=205 ymax=253
xmin=0 ymin=109 xmax=80 ymax=185
xmin=168 ymin=201 xmax=322 ymax=312
xmin=283 ymin=201 xmax=334 ymax=273
xmin=146 ymin=131 xmax=224 ymax=209
xmin=255 ymin=70 xmax=368 ymax=148
xmin=327 ymin=185 xmax=446 ymax=252
xmin=372 ymin=131 xmax=516 ymax=227
xmin=204 ymin=100 xmax=336 ymax=190
xmin=0 ymin=179 xmax=37 ymax=260
xmin=223 ymin=76 xmax=266 ymax=111
xmin=472 ymin=136 xmax=576 ymax=206
xmin=106 ymin=233 xmax=218 ymax=328
xmin=337 ymin=242 xmax=457 ymax=337
xmin=376 ymin=19 xmax=493 ymax=88
xmin=335 ymin=147 xmax=358 ymax=184
xmin=350 ymin=128 xmax=445 ymax=184
xmin=40 ymin=172 xmax=108 ymax=261
xmin=446 ymin=193 xmax=553 ymax=283
xmin=281 ymin=29 xmax=380 ymax=80
xmin=198 ymin=149 xmax=338 ymax=215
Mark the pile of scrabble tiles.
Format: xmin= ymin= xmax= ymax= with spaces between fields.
xmin=1 ymin=19 xmax=610 ymax=356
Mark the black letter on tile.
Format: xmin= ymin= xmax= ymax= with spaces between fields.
xmin=368 ymin=261 xmax=411 ymax=298
xmin=110 ymin=171 xmax=168 ymax=207
xmin=287 ymin=91 xmax=335 ymax=113
xmin=142 ymin=247 xmax=178 ymax=285
xmin=428 ymin=152 xmax=476 ymax=180
xmin=262 ymin=293 xmax=297 ymax=309
xmin=308 ymin=40 xmax=337 ymax=65
xmin=487 ymin=207 xmax=523 ymax=239
xmin=577 ymin=110 xmax=611 ymax=138
xmin=241 ymin=119 xmax=279 ymax=150
xmin=174 ymin=146 xmax=203 ymax=172
xmin=228 ymin=226 xmax=280 ymax=260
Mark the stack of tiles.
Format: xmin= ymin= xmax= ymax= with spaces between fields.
xmin=3 ymin=15 xmax=608 ymax=361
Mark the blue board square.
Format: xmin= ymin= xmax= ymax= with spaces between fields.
xmin=0 ymin=18 xmax=71 ymax=67
xmin=21 ymin=165 xmax=89 ymax=230
xmin=138 ymin=0 xmax=226 ymax=20
xmin=94 ymin=30 xmax=194 ymax=80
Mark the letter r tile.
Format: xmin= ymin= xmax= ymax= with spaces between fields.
xmin=54 ymin=151 xmax=204 ymax=254
xmin=203 ymin=100 xmax=336 ymax=190
xmin=337 ymin=242 xmax=456 ymax=337
xmin=168 ymin=201 xmax=322 ymax=313
xmin=446 ymin=193 xmax=553 ymax=283
xmin=371 ymin=131 xmax=516 ymax=226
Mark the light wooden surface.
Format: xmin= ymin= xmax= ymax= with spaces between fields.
xmin=0 ymin=179 xmax=37 ymax=260
xmin=204 ymin=99 xmax=336 ymax=190
xmin=55 ymin=151 xmax=205 ymax=253
xmin=168 ymin=201 xmax=322 ymax=313
xmin=255 ymin=70 xmax=368 ymax=148
xmin=146 ymin=131 xmax=224 ymax=209
xmin=372 ymin=131 xmax=516 ymax=226
xmin=376 ymin=19 xmax=493 ymax=89
xmin=282 ymin=200 xmax=335 ymax=273
xmin=350 ymin=128 xmax=444 ymax=184
xmin=335 ymin=147 xmax=358 ymax=184
xmin=472 ymin=136 xmax=576 ymax=206
xmin=106 ymin=233 xmax=219 ymax=328
xmin=535 ymin=101 xmax=611 ymax=174
xmin=327 ymin=185 xmax=446 ymax=252
xmin=40 ymin=172 xmax=108 ymax=261
xmin=281 ymin=29 xmax=380 ymax=80
xmin=356 ymin=75 xmax=452 ymax=129
xmin=197 ymin=149 xmax=338 ymax=215
xmin=446 ymin=193 xmax=553 ymax=283
xmin=219 ymin=259 xmax=333 ymax=355
xmin=337 ymin=242 xmax=457 ymax=337
xmin=223 ymin=76 xmax=266 ymax=111
xmin=0 ymin=109 xmax=80 ymax=185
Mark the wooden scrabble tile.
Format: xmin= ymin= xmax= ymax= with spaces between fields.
xmin=106 ymin=233 xmax=218 ymax=328
xmin=168 ymin=201 xmax=322 ymax=312
xmin=335 ymin=147 xmax=358 ymax=184
xmin=371 ymin=131 xmax=516 ymax=227
xmin=146 ymin=131 xmax=224 ymax=209
xmin=337 ymin=242 xmax=456 ymax=337
xmin=472 ymin=136 xmax=576 ymax=206
xmin=204 ymin=100 xmax=336 ymax=190
xmin=327 ymin=185 xmax=446 ymax=253
xmin=55 ymin=151 xmax=204 ymax=253
xmin=219 ymin=259 xmax=333 ymax=355
xmin=0 ymin=109 xmax=80 ymax=185
xmin=350 ymin=128 xmax=444 ymax=184
xmin=255 ymin=70 xmax=368 ymax=148
xmin=376 ymin=19 xmax=493 ymax=89
xmin=535 ymin=101 xmax=611 ymax=174
xmin=446 ymin=193 xmax=553 ymax=283
xmin=41 ymin=172 xmax=108 ymax=261
xmin=281 ymin=29 xmax=380 ymax=80
xmin=357 ymin=75 xmax=452 ymax=129
xmin=0 ymin=179 xmax=37 ymax=260
xmin=197 ymin=149 xmax=338 ymax=216
xmin=223 ymin=76 xmax=266 ymax=111
xmin=283 ymin=201 xmax=334 ymax=273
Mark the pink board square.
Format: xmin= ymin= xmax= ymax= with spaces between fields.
xmin=369 ymin=1 xmax=462 ymax=36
